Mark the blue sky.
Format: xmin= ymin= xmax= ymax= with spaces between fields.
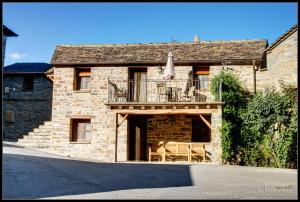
xmin=3 ymin=3 xmax=297 ymax=66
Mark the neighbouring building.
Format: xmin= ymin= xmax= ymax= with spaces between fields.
xmin=2 ymin=25 xmax=18 ymax=67
xmin=3 ymin=63 xmax=53 ymax=141
xmin=257 ymin=25 xmax=298 ymax=91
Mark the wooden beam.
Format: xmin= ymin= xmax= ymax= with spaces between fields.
xmin=199 ymin=114 xmax=212 ymax=129
xmin=68 ymin=115 xmax=96 ymax=119
xmin=114 ymin=109 xmax=217 ymax=115
xmin=117 ymin=114 xmax=129 ymax=128
xmin=47 ymin=75 xmax=54 ymax=82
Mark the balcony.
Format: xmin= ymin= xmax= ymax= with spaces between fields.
xmin=107 ymin=79 xmax=222 ymax=104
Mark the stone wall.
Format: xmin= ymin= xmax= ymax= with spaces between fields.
xmin=210 ymin=65 xmax=255 ymax=93
xmin=50 ymin=67 xmax=128 ymax=162
xmin=147 ymin=115 xmax=192 ymax=143
xmin=3 ymin=75 xmax=53 ymax=140
xmin=256 ymin=30 xmax=298 ymax=91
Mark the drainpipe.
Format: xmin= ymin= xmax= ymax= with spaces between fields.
xmin=253 ymin=60 xmax=256 ymax=94
xmin=115 ymin=113 xmax=118 ymax=162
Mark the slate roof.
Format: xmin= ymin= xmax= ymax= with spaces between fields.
xmin=51 ymin=39 xmax=267 ymax=66
xmin=3 ymin=63 xmax=53 ymax=74
xmin=3 ymin=25 xmax=18 ymax=37
xmin=266 ymin=24 xmax=298 ymax=53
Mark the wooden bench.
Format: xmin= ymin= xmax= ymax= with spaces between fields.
xmin=148 ymin=141 xmax=212 ymax=163
xmin=165 ymin=142 xmax=190 ymax=162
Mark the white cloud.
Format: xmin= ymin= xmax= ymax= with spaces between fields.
xmin=9 ymin=52 xmax=27 ymax=60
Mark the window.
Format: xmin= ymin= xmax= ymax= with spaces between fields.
xmin=70 ymin=119 xmax=91 ymax=142
xmin=5 ymin=111 xmax=15 ymax=123
xmin=23 ymin=75 xmax=34 ymax=91
xmin=193 ymin=66 xmax=209 ymax=90
xmin=74 ymin=68 xmax=91 ymax=90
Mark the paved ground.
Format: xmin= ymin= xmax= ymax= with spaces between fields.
xmin=3 ymin=142 xmax=297 ymax=199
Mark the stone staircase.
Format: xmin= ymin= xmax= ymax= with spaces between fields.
xmin=17 ymin=121 xmax=52 ymax=149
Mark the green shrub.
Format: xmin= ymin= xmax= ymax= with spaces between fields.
xmin=240 ymin=82 xmax=297 ymax=168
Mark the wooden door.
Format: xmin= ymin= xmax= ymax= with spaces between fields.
xmin=128 ymin=116 xmax=147 ymax=161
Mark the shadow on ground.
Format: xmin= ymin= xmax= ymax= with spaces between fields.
xmin=3 ymin=153 xmax=192 ymax=199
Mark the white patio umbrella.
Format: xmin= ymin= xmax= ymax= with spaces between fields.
xmin=164 ymin=52 xmax=175 ymax=80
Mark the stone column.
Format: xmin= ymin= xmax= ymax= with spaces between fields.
xmin=210 ymin=105 xmax=223 ymax=164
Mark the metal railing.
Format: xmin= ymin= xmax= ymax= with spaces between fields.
xmin=107 ymin=78 xmax=222 ymax=103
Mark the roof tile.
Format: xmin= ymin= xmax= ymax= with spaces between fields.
xmin=51 ymin=40 xmax=267 ymax=65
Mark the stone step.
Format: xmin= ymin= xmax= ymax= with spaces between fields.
xmin=34 ymin=128 xmax=46 ymax=132
xmin=24 ymin=136 xmax=51 ymax=141
xmin=22 ymin=136 xmax=30 ymax=140
xmin=17 ymin=139 xmax=26 ymax=143
xmin=16 ymin=137 xmax=51 ymax=148
xmin=39 ymin=125 xmax=52 ymax=130
xmin=33 ymin=129 xmax=51 ymax=134
xmin=18 ymin=139 xmax=50 ymax=145
xmin=28 ymin=132 xmax=35 ymax=136
xmin=33 ymin=128 xmax=41 ymax=133
xmin=28 ymin=131 xmax=51 ymax=136
xmin=43 ymin=121 xmax=52 ymax=125
xmin=20 ymin=143 xmax=50 ymax=149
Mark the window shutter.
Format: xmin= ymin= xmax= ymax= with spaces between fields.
xmin=6 ymin=111 xmax=14 ymax=123
xmin=77 ymin=123 xmax=86 ymax=140
xmin=85 ymin=123 xmax=91 ymax=140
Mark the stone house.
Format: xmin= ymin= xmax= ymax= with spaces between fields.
xmin=15 ymin=25 xmax=298 ymax=164
xmin=3 ymin=63 xmax=53 ymax=141
xmin=17 ymin=38 xmax=267 ymax=164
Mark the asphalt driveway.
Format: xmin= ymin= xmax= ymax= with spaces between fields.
xmin=3 ymin=142 xmax=297 ymax=199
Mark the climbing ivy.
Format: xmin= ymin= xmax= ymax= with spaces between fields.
xmin=211 ymin=70 xmax=247 ymax=164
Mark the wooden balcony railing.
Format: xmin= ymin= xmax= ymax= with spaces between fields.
xmin=107 ymin=78 xmax=222 ymax=103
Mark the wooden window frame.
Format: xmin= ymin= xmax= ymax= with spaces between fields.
xmin=193 ymin=66 xmax=210 ymax=75
xmin=70 ymin=118 xmax=91 ymax=143
xmin=193 ymin=66 xmax=210 ymax=90
xmin=74 ymin=68 xmax=91 ymax=91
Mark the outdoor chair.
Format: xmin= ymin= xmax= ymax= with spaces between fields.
xmin=109 ymin=80 xmax=127 ymax=102
xmin=148 ymin=141 xmax=165 ymax=162
xmin=178 ymin=86 xmax=195 ymax=102
xmin=195 ymin=90 xmax=208 ymax=102
xmin=190 ymin=143 xmax=211 ymax=162
xmin=156 ymin=82 xmax=168 ymax=102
